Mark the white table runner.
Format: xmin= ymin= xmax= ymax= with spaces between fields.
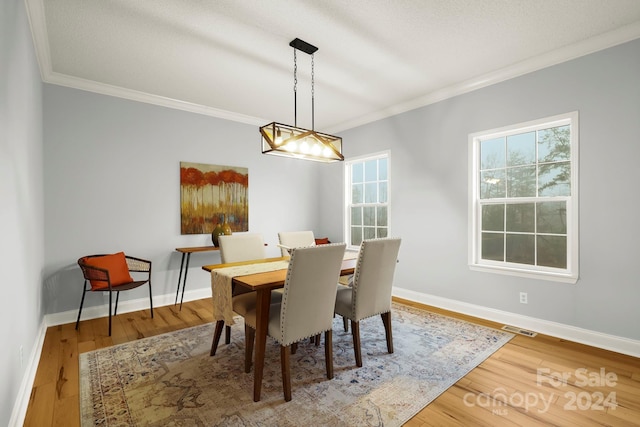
xmin=211 ymin=260 xmax=290 ymax=324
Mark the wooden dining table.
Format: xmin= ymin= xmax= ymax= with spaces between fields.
xmin=202 ymin=255 xmax=357 ymax=402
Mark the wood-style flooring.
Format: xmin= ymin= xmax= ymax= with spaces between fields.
xmin=23 ymin=297 xmax=640 ymax=426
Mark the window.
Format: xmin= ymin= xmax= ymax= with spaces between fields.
xmin=345 ymin=151 xmax=389 ymax=249
xmin=469 ymin=112 xmax=579 ymax=283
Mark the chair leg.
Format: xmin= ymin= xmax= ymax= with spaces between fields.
xmin=225 ymin=325 xmax=231 ymax=345
xmin=108 ymin=290 xmax=113 ymax=336
xmin=114 ymin=291 xmax=120 ymax=316
xmin=75 ymin=284 xmax=88 ymax=330
xmin=245 ymin=325 xmax=255 ymax=373
xmin=324 ymin=329 xmax=334 ymax=379
xmin=351 ymin=320 xmax=362 ymax=367
xmin=148 ymin=282 xmax=154 ymax=318
xmin=281 ymin=345 xmax=292 ymax=402
xmin=381 ymin=312 xmax=394 ymax=354
xmin=314 ymin=334 xmax=320 ymax=346
xmin=210 ymin=320 xmax=225 ymax=356
xmin=291 ymin=342 xmax=298 ymax=354
xmin=342 ymin=316 xmax=349 ymax=332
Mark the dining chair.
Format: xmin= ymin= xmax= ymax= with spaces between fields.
xmin=277 ymin=230 xmax=315 ymax=256
xmin=242 ymin=243 xmax=346 ymax=401
xmin=77 ymin=252 xmax=153 ymax=336
xmin=212 ymin=233 xmax=282 ymax=354
xmin=334 ymin=237 xmax=401 ymax=367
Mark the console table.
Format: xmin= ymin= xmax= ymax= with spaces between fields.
xmin=175 ymin=246 xmax=220 ymax=309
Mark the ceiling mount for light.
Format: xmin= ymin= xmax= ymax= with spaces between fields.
xmin=261 ymin=38 xmax=343 ymax=163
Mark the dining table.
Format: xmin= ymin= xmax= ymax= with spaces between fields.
xmin=202 ymin=253 xmax=357 ymax=402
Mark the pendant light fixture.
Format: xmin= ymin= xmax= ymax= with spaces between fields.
xmin=260 ymin=38 xmax=343 ymax=162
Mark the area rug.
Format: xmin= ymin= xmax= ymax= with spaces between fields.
xmin=79 ymin=303 xmax=513 ymax=426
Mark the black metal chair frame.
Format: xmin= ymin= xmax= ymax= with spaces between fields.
xmin=76 ymin=254 xmax=153 ymax=336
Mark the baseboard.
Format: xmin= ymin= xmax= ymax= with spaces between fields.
xmin=393 ymin=287 xmax=640 ymax=358
xmin=8 ymin=321 xmax=47 ymax=427
xmin=44 ymin=287 xmax=213 ymax=327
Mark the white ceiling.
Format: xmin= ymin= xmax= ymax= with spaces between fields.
xmin=25 ymin=0 xmax=640 ymax=133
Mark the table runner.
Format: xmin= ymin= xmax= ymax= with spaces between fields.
xmin=211 ymin=260 xmax=290 ymax=324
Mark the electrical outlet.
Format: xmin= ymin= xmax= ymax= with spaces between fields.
xmin=519 ymin=292 xmax=528 ymax=304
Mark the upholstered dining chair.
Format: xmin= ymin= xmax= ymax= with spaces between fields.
xmin=211 ymin=233 xmax=282 ymax=354
xmin=277 ymin=230 xmax=315 ymax=256
xmin=242 ymin=243 xmax=346 ymax=401
xmin=77 ymin=252 xmax=153 ymax=336
xmin=334 ymin=237 xmax=401 ymax=367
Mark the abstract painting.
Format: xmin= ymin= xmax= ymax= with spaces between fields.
xmin=180 ymin=162 xmax=248 ymax=234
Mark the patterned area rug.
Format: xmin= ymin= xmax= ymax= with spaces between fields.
xmin=79 ymin=304 xmax=513 ymax=426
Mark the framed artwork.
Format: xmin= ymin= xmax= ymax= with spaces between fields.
xmin=180 ymin=162 xmax=249 ymax=234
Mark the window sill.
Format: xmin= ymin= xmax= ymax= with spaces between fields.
xmin=469 ymin=264 xmax=578 ymax=284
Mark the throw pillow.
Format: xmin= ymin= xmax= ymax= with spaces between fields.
xmin=83 ymin=252 xmax=133 ymax=290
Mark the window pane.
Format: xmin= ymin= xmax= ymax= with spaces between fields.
xmin=365 ymin=182 xmax=378 ymax=203
xmin=377 ymin=227 xmax=388 ymax=238
xmin=506 ymin=234 xmax=535 ymax=265
xmin=379 ymin=182 xmax=388 ymax=203
xmin=482 ymin=204 xmax=504 ymax=231
xmin=352 ymin=184 xmax=363 ymax=203
xmin=351 ymin=206 xmax=362 ymax=226
xmin=506 ymin=203 xmax=535 ymax=232
xmin=481 ymin=232 xmax=504 ymax=261
xmin=507 ymin=165 xmax=536 ymax=197
xmin=480 ymin=170 xmax=505 ymax=199
xmin=507 ymin=132 xmax=535 ymax=166
xmin=377 ymin=206 xmax=387 ymax=226
xmin=379 ymin=158 xmax=388 ymax=180
xmin=537 ymin=202 xmax=566 ymax=234
xmin=539 ymin=162 xmax=570 ymax=196
xmin=352 ymin=163 xmax=364 ymax=183
xmin=351 ymin=227 xmax=362 ymax=246
xmin=363 ymin=206 xmax=375 ymax=226
xmin=365 ymin=160 xmax=377 ymax=181
xmin=481 ymin=137 xmax=505 ymax=170
xmin=363 ymin=227 xmax=376 ymax=240
xmin=537 ymin=235 xmax=567 ymax=268
xmin=538 ymin=125 xmax=570 ymax=162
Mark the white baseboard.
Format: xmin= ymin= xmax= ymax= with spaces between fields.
xmin=393 ymin=287 xmax=640 ymax=359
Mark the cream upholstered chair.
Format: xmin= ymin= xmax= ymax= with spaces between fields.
xmin=211 ymin=233 xmax=282 ymax=354
xmin=242 ymin=243 xmax=346 ymax=401
xmin=334 ymin=237 xmax=401 ymax=367
xmin=277 ymin=230 xmax=315 ymax=256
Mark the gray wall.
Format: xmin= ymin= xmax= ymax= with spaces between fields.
xmin=43 ymin=85 xmax=333 ymax=315
xmin=1 ymin=0 xmax=44 ymax=424
xmin=321 ymin=39 xmax=640 ymax=341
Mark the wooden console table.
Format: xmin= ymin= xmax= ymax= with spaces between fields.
xmin=175 ymin=246 xmax=220 ymax=309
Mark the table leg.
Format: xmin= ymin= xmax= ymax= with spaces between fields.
xmin=179 ymin=253 xmax=192 ymax=310
xmin=253 ymin=288 xmax=272 ymax=402
xmin=175 ymin=253 xmax=187 ymax=305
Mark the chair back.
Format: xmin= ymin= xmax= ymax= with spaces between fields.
xmin=351 ymin=238 xmax=402 ymax=321
xmin=218 ymin=233 xmax=266 ymax=263
xmin=276 ymin=243 xmax=346 ymax=345
xmin=278 ymin=230 xmax=315 ymax=256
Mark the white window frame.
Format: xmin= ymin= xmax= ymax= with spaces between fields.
xmin=468 ymin=112 xmax=579 ymax=283
xmin=344 ymin=151 xmax=390 ymax=251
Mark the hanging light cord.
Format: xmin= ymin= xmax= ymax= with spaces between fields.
xmin=293 ymin=48 xmax=297 ymax=127
xmin=311 ymin=54 xmax=315 ymax=131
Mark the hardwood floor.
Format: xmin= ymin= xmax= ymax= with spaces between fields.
xmin=23 ymin=297 xmax=640 ymax=426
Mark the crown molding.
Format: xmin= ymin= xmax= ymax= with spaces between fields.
xmin=25 ymin=0 xmax=640 ymax=133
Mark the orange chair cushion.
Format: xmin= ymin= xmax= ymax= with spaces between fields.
xmin=315 ymin=237 xmax=331 ymax=245
xmin=83 ymin=252 xmax=133 ymax=290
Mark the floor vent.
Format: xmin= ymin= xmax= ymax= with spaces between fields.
xmin=502 ymin=325 xmax=537 ymax=337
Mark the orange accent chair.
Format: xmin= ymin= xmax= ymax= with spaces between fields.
xmin=76 ymin=252 xmax=153 ymax=336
